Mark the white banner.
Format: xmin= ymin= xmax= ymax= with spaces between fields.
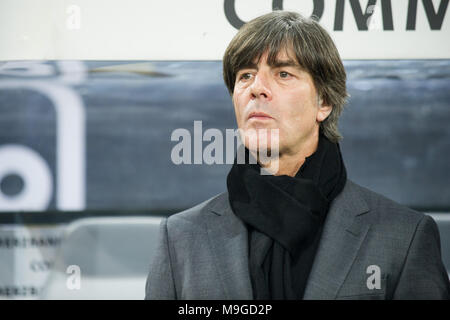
xmin=0 ymin=0 xmax=449 ymax=60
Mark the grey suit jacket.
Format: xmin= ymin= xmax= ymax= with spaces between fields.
xmin=145 ymin=179 xmax=450 ymax=299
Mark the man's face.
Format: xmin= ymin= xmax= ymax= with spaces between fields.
xmin=232 ymin=48 xmax=332 ymax=158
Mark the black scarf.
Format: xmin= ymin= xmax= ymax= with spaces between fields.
xmin=226 ymin=133 xmax=347 ymax=299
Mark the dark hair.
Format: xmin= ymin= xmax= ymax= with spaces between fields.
xmin=223 ymin=11 xmax=348 ymax=142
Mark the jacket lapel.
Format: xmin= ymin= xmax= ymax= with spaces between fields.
xmin=303 ymin=180 xmax=371 ymax=299
xmin=203 ymin=193 xmax=253 ymax=299
xmin=202 ymin=180 xmax=372 ymax=300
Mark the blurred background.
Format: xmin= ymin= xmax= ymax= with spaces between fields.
xmin=0 ymin=0 xmax=449 ymax=299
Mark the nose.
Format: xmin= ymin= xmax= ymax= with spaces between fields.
xmin=250 ymin=72 xmax=272 ymax=101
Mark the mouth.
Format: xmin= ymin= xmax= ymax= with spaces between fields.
xmin=247 ymin=111 xmax=273 ymax=121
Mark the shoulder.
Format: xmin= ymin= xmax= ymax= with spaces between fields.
xmin=159 ymin=192 xmax=230 ymax=255
xmin=335 ymin=181 xmax=449 ymax=298
xmin=165 ymin=192 xmax=228 ymax=230
xmin=345 ymin=179 xmax=429 ymax=233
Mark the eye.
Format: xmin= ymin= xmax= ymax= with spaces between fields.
xmin=279 ymin=71 xmax=291 ymax=79
xmin=239 ymin=72 xmax=253 ymax=81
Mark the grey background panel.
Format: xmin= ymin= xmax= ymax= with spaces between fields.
xmin=0 ymin=60 xmax=449 ymax=211
xmin=342 ymin=60 xmax=450 ymax=209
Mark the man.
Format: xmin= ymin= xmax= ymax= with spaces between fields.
xmin=145 ymin=11 xmax=450 ymax=299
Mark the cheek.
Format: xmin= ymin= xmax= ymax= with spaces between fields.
xmin=232 ymin=97 xmax=241 ymax=119
xmin=232 ymin=93 xmax=248 ymax=125
xmin=286 ymin=85 xmax=317 ymax=116
xmin=277 ymin=91 xmax=317 ymax=134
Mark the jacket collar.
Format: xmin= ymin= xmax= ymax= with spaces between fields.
xmin=203 ymin=179 xmax=371 ymax=299
xmin=203 ymin=192 xmax=253 ymax=299
xmin=303 ymin=179 xmax=371 ymax=299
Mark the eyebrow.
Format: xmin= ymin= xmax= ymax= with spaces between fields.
xmin=270 ymin=59 xmax=301 ymax=69
xmin=237 ymin=62 xmax=258 ymax=72
xmin=237 ymin=59 xmax=302 ymax=73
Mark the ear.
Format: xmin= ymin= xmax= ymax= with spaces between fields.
xmin=317 ymin=98 xmax=332 ymax=123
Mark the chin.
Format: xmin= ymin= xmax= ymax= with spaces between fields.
xmin=241 ymin=128 xmax=280 ymax=156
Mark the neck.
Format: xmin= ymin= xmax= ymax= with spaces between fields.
xmin=256 ymin=131 xmax=320 ymax=177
